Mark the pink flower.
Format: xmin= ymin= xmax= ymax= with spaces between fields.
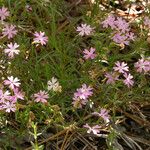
xmin=13 ymin=88 xmax=24 ymax=100
xmin=101 ymin=15 xmax=116 ymax=29
xmin=92 ymin=108 xmax=109 ymax=122
xmin=4 ymin=76 xmax=21 ymax=90
xmin=144 ymin=17 xmax=150 ymax=28
xmin=8 ymin=95 xmax=17 ymax=103
xmin=105 ymin=72 xmax=119 ymax=84
xmin=72 ymin=84 xmax=93 ymax=108
xmin=4 ymin=43 xmax=20 ymax=58
xmin=112 ymin=33 xmax=129 ymax=45
xmin=0 ymin=89 xmax=10 ymax=103
xmin=123 ymin=73 xmax=134 ymax=88
xmin=113 ymin=61 xmax=129 ymax=74
xmin=25 ymin=5 xmax=32 ymax=12
xmin=2 ymin=101 xmax=16 ymax=113
xmin=114 ymin=17 xmax=130 ymax=33
xmin=126 ymin=32 xmax=135 ymax=41
xmin=2 ymin=24 xmax=17 ymax=39
xmin=72 ymin=94 xmax=88 ymax=108
xmin=134 ymin=58 xmax=150 ymax=73
xmin=102 ymin=15 xmax=135 ymax=45
xmin=75 ymin=84 xmax=93 ymax=100
xmin=34 ymin=90 xmax=49 ymax=103
xmin=83 ymin=47 xmax=96 ymax=60
xmin=0 ymin=6 xmax=10 ymax=21
xmin=76 ymin=24 xmax=94 ymax=36
xmin=33 ymin=31 xmax=48 ymax=46
xmin=83 ymin=124 xmax=101 ymax=135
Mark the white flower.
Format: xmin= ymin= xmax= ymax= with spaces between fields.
xmin=83 ymin=124 xmax=101 ymax=135
xmin=4 ymin=43 xmax=20 ymax=58
xmin=53 ymin=85 xmax=62 ymax=92
xmin=76 ymin=24 xmax=94 ymax=36
xmin=4 ymin=76 xmax=20 ymax=89
xmin=47 ymin=77 xmax=62 ymax=92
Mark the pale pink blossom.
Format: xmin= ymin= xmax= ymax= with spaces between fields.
xmin=2 ymin=24 xmax=17 ymax=39
xmin=83 ymin=47 xmax=96 ymax=60
xmin=75 ymin=84 xmax=93 ymax=100
xmin=0 ymin=89 xmax=10 ymax=103
xmin=114 ymin=17 xmax=130 ymax=33
xmin=144 ymin=17 xmax=150 ymax=28
xmin=126 ymin=32 xmax=135 ymax=41
xmin=134 ymin=59 xmax=150 ymax=73
xmin=33 ymin=31 xmax=48 ymax=46
xmin=105 ymin=72 xmax=119 ymax=84
xmin=101 ymin=15 xmax=116 ymax=29
xmin=4 ymin=76 xmax=21 ymax=90
xmin=102 ymin=15 xmax=135 ymax=45
xmin=83 ymin=124 xmax=101 ymax=135
xmin=4 ymin=43 xmax=20 ymax=58
xmin=8 ymin=95 xmax=17 ymax=103
xmin=92 ymin=108 xmax=109 ymax=122
xmin=113 ymin=61 xmax=129 ymax=74
xmin=76 ymin=24 xmax=94 ymax=36
xmin=25 ymin=5 xmax=32 ymax=12
xmin=112 ymin=33 xmax=129 ymax=45
xmin=0 ymin=105 xmax=3 ymax=110
xmin=72 ymin=84 xmax=93 ymax=108
xmin=123 ymin=73 xmax=134 ymax=87
xmin=0 ymin=6 xmax=10 ymax=21
xmin=13 ymin=88 xmax=24 ymax=100
xmin=2 ymin=101 xmax=16 ymax=113
xmin=72 ymin=94 xmax=88 ymax=108
xmin=34 ymin=90 xmax=49 ymax=103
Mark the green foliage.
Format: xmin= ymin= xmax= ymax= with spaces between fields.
xmin=0 ymin=0 xmax=149 ymax=149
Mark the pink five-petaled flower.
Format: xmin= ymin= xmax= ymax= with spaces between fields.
xmin=8 ymin=95 xmax=17 ymax=103
xmin=33 ymin=31 xmax=48 ymax=46
xmin=112 ymin=32 xmax=129 ymax=45
xmin=113 ymin=61 xmax=129 ymax=74
xmin=2 ymin=101 xmax=16 ymax=113
xmin=13 ymin=88 xmax=24 ymax=100
xmin=4 ymin=43 xmax=20 ymax=58
xmin=101 ymin=15 xmax=116 ymax=29
xmin=92 ymin=108 xmax=109 ymax=122
xmin=126 ymin=32 xmax=135 ymax=41
xmin=83 ymin=124 xmax=101 ymax=135
xmin=114 ymin=17 xmax=130 ymax=33
xmin=0 ymin=6 xmax=10 ymax=21
xmin=123 ymin=73 xmax=134 ymax=88
xmin=75 ymin=84 xmax=93 ymax=100
xmin=83 ymin=47 xmax=96 ymax=60
xmin=4 ymin=76 xmax=21 ymax=90
xmin=134 ymin=58 xmax=150 ymax=73
xmin=105 ymin=72 xmax=119 ymax=84
xmin=0 ymin=89 xmax=10 ymax=103
xmin=76 ymin=24 xmax=94 ymax=36
xmin=72 ymin=84 xmax=93 ymax=108
xmin=2 ymin=24 xmax=17 ymax=39
xmin=72 ymin=94 xmax=88 ymax=108
xmin=25 ymin=5 xmax=32 ymax=12
xmin=34 ymin=90 xmax=49 ymax=103
xmin=144 ymin=17 xmax=150 ymax=28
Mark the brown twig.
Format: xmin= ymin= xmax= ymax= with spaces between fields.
xmin=25 ymin=114 xmax=94 ymax=150
xmin=60 ymin=129 xmax=70 ymax=150
xmin=123 ymin=111 xmax=150 ymax=129
xmin=127 ymin=134 xmax=150 ymax=147
xmin=25 ymin=128 xmax=69 ymax=150
xmin=60 ymin=131 xmax=76 ymax=150
xmin=76 ymin=132 xmax=97 ymax=150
